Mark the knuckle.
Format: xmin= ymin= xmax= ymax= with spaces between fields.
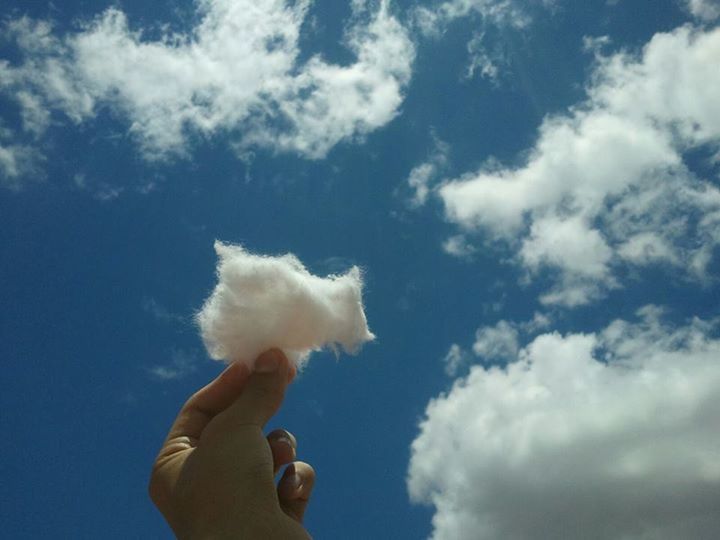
xmin=147 ymin=472 xmax=165 ymax=507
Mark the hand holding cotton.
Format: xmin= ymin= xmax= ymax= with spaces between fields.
xmin=196 ymin=242 xmax=375 ymax=368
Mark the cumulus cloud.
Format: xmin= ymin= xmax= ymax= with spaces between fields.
xmin=0 ymin=0 xmax=414 ymax=164
xmin=439 ymin=25 xmax=720 ymax=306
xmin=442 ymin=316 xmax=550 ymax=377
xmin=408 ymin=308 xmax=720 ymax=540
xmin=196 ymin=242 xmax=375 ymax=369
xmin=472 ymin=320 xmax=519 ymax=361
xmin=684 ymin=0 xmax=720 ymax=21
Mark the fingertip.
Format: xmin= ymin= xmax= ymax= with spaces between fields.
xmin=278 ymin=462 xmax=316 ymax=522
xmin=268 ymin=429 xmax=298 ymax=474
xmin=254 ymin=348 xmax=288 ymax=374
xmin=267 ymin=429 xmax=297 ymax=451
xmin=221 ymin=359 xmax=250 ymax=381
xmin=278 ymin=461 xmax=315 ymax=499
xmin=225 ymin=350 xmax=291 ymax=427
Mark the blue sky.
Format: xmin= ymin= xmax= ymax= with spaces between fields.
xmin=1 ymin=1 xmax=719 ymax=539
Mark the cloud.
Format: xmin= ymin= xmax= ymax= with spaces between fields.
xmin=142 ymin=297 xmax=186 ymax=325
xmin=472 ymin=320 xmax=519 ymax=361
xmin=406 ymin=133 xmax=449 ymax=207
xmin=443 ymin=316 xmax=550 ymax=377
xmin=442 ymin=344 xmax=468 ymax=376
xmin=438 ymin=25 xmax=720 ymax=306
xmin=0 ymin=117 xmax=45 ymax=187
xmin=149 ymin=349 xmax=199 ymax=381
xmin=0 ymin=0 xmax=414 ymax=165
xmin=408 ymin=308 xmax=720 ymax=539
xmin=684 ymin=0 xmax=720 ymax=21
xmin=414 ymin=0 xmax=555 ymax=35
xmin=0 ymin=143 xmax=41 ymax=187
xmin=441 ymin=235 xmax=477 ymax=258
xmin=464 ymin=31 xmax=504 ymax=82
xmin=413 ymin=0 xmax=556 ymax=86
xmin=196 ymin=242 xmax=375 ymax=369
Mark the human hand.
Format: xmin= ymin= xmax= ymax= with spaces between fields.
xmin=149 ymin=349 xmax=315 ymax=539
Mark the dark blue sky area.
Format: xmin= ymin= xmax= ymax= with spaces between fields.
xmin=1 ymin=1 xmax=717 ymax=539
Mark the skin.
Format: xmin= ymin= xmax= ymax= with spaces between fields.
xmin=149 ymin=349 xmax=315 ymax=539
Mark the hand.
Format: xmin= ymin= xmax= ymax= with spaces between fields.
xmin=149 ymin=349 xmax=315 ymax=539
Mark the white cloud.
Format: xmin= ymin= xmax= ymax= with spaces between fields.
xmin=149 ymin=349 xmax=199 ymax=381
xmin=414 ymin=0 xmax=552 ymax=35
xmin=464 ymin=31 xmax=503 ymax=82
xmin=407 ymin=163 xmax=439 ymax=207
xmin=408 ymin=309 xmax=720 ymax=540
xmin=439 ymin=25 xmax=720 ymax=306
xmin=442 ymin=344 xmax=468 ymax=376
xmin=0 ymin=142 xmax=43 ymax=188
xmin=406 ymin=134 xmax=449 ymax=207
xmin=16 ymin=91 xmax=51 ymax=136
xmin=520 ymin=311 xmax=552 ymax=332
xmin=0 ymin=0 xmax=414 ymax=163
xmin=413 ymin=0 xmax=555 ymax=87
xmin=441 ymin=235 xmax=477 ymax=258
xmin=196 ymin=242 xmax=375 ymax=369
xmin=142 ymin=297 xmax=185 ymax=324
xmin=472 ymin=320 xmax=519 ymax=361
xmin=684 ymin=0 xmax=720 ymax=21
xmin=582 ymin=35 xmax=612 ymax=54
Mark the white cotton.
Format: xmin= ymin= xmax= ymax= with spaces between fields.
xmin=196 ymin=242 xmax=375 ymax=369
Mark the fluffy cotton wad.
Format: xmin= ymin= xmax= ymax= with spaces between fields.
xmin=196 ymin=242 xmax=375 ymax=369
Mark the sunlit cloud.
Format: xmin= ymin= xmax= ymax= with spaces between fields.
xmin=0 ymin=0 xmax=414 ymax=181
xmin=438 ymin=25 xmax=720 ymax=306
xmin=410 ymin=308 xmax=720 ymax=539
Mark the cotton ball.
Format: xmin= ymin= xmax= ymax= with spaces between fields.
xmin=196 ymin=241 xmax=375 ymax=369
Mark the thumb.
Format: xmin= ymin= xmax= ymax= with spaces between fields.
xmin=224 ymin=349 xmax=292 ymax=428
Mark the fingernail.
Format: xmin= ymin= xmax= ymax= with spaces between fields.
xmin=276 ymin=436 xmax=293 ymax=449
xmin=285 ymin=473 xmax=302 ymax=491
xmin=255 ymin=351 xmax=281 ymax=373
xmin=270 ymin=435 xmax=294 ymax=453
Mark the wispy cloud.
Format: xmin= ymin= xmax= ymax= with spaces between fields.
xmin=0 ymin=142 xmax=43 ymax=188
xmin=464 ymin=31 xmax=505 ymax=83
xmin=405 ymin=132 xmax=449 ymax=208
xmin=441 ymin=235 xmax=477 ymax=259
xmin=442 ymin=343 xmax=468 ymax=376
xmin=412 ymin=0 xmax=557 ymax=85
xmin=148 ymin=348 xmax=199 ymax=381
xmin=413 ymin=0 xmax=555 ymax=35
xmin=142 ymin=297 xmax=187 ymax=325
